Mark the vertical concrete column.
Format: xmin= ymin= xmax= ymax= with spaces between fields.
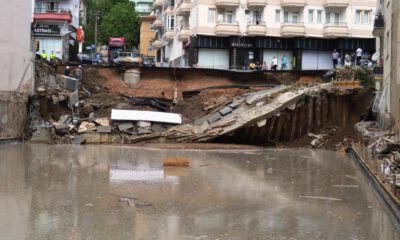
xmin=321 ymin=92 xmax=329 ymax=127
xmin=315 ymin=96 xmax=322 ymax=129
xmin=306 ymin=97 xmax=314 ymax=133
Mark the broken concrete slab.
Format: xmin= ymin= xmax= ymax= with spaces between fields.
xmin=137 ymin=121 xmax=151 ymax=128
xmin=30 ymin=128 xmax=52 ymax=143
xmin=88 ymin=113 xmax=95 ymax=122
xmin=71 ymin=135 xmax=86 ymax=145
xmin=111 ymin=109 xmax=182 ymax=124
xmin=207 ymin=112 xmax=222 ymax=124
xmin=245 ymin=85 xmax=286 ymax=105
xmin=118 ymin=122 xmax=134 ymax=132
xmin=97 ymin=126 xmax=112 ymax=133
xmin=56 ymin=74 xmax=80 ymax=91
xmin=229 ymin=100 xmax=243 ymax=109
xmin=151 ymin=124 xmax=166 ymax=132
xmin=54 ymin=123 xmax=69 ymax=134
xmin=95 ymin=117 xmax=110 ymax=126
xmin=219 ymin=106 xmax=233 ymax=116
xmin=138 ymin=127 xmax=152 ymax=135
xmin=78 ymin=121 xmax=97 ymax=133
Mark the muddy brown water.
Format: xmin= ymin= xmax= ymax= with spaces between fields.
xmin=0 ymin=144 xmax=399 ymax=240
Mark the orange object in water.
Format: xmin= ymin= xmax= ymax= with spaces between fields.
xmin=163 ymin=156 xmax=189 ymax=167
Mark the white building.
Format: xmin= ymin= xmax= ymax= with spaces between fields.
xmin=32 ymin=0 xmax=81 ymax=61
xmin=151 ymin=0 xmax=376 ymax=70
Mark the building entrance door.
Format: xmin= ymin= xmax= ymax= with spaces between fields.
xmin=234 ymin=49 xmax=259 ymax=69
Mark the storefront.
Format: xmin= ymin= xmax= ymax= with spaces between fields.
xmin=33 ymin=25 xmax=69 ymax=61
xmin=188 ymin=36 xmax=376 ymax=70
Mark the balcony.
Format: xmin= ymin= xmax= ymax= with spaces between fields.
xmin=176 ymin=0 xmax=191 ymax=16
xmin=373 ymin=14 xmax=385 ymax=37
xmin=178 ymin=26 xmax=190 ymax=41
xmin=280 ymin=21 xmax=305 ymax=36
xmin=163 ymin=30 xmax=175 ymax=41
xmin=33 ymin=8 xmax=72 ymax=22
xmin=323 ymin=22 xmax=348 ymax=38
xmin=215 ymin=0 xmax=240 ymax=8
xmin=281 ymin=0 xmax=306 ymax=8
xmin=246 ymin=21 xmax=266 ymax=36
xmin=323 ymin=0 xmax=349 ymax=8
xmin=152 ymin=40 xmax=163 ymax=49
xmin=152 ymin=19 xmax=164 ymax=29
xmin=153 ymin=0 xmax=163 ymax=9
xmin=247 ymin=0 xmax=267 ymax=8
xmin=215 ymin=21 xmax=240 ymax=36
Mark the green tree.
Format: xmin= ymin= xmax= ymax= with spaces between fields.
xmin=99 ymin=2 xmax=139 ymax=47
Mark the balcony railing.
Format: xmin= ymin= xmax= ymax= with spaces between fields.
xmin=374 ymin=14 xmax=385 ymax=28
xmin=163 ymin=30 xmax=175 ymax=41
xmin=152 ymin=40 xmax=163 ymax=49
xmin=176 ymin=0 xmax=191 ymax=16
xmin=323 ymin=22 xmax=348 ymax=37
xmin=281 ymin=21 xmax=305 ymax=36
xmin=152 ymin=19 xmax=164 ymax=29
xmin=323 ymin=0 xmax=349 ymax=8
xmin=281 ymin=0 xmax=306 ymax=8
xmin=215 ymin=0 xmax=240 ymax=7
xmin=34 ymin=8 xmax=72 ymax=22
xmin=34 ymin=8 xmax=71 ymax=14
xmin=247 ymin=0 xmax=267 ymax=8
xmin=216 ymin=21 xmax=240 ymax=36
xmin=246 ymin=21 xmax=266 ymax=36
xmin=178 ymin=26 xmax=190 ymax=41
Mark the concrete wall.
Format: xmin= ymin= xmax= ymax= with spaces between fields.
xmin=0 ymin=1 xmax=34 ymax=139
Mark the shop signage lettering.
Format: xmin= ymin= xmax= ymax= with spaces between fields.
xmin=231 ymin=42 xmax=253 ymax=48
xmin=33 ymin=27 xmax=60 ymax=35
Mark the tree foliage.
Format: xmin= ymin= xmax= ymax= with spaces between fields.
xmin=83 ymin=0 xmax=139 ymax=47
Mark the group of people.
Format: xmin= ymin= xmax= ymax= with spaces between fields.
xmin=249 ymin=55 xmax=289 ymax=71
xmin=332 ymin=48 xmax=369 ymax=69
xmin=40 ymin=50 xmax=57 ymax=61
xmin=64 ymin=65 xmax=82 ymax=81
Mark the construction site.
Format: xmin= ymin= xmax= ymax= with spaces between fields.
xmin=1 ymin=1 xmax=400 ymax=239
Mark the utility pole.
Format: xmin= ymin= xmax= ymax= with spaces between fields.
xmin=94 ymin=12 xmax=98 ymax=47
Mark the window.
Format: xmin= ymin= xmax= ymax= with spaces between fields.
xmin=326 ymin=11 xmax=331 ymax=23
xmin=355 ymin=10 xmax=371 ymax=24
xmin=386 ymin=31 xmax=390 ymax=58
xmin=308 ymin=10 xmax=314 ymax=23
xmin=284 ymin=11 xmax=289 ymax=23
xmin=208 ymin=9 xmax=215 ymax=23
xmin=317 ymin=10 xmax=322 ymax=23
xmin=246 ymin=10 xmax=251 ymax=23
xmin=355 ymin=10 xmax=361 ymax=24
xmin=218 ymin=9 xmax=224 ymax=22
xmin=334 ymin=12 xmax=340 ymax=24
xmin=226 ymin=11 xmax=233 ymax=23
xmin=254 ymin=11 xmax=261 ymax=24
xmin=275 ymin=10 xmax=281 ymax=23
xmin=166 ymin=15 xmax=175 ymax=31
xmin=292 ymin=12 xmax=298 ymax=23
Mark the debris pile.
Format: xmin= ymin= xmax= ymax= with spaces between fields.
xmin=355 ymin=121 xmax=400 ymax=178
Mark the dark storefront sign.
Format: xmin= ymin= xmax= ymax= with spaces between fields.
xmin=32 ymin=26 xmax=60 ymax=36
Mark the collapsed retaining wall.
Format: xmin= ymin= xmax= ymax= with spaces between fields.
xmin=0 ymin=92 xmax=29 ymax=139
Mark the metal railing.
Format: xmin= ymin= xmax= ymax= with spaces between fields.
xmin=282 ymin=21 xmax=304 ymax=26
xmin=247 ymin=20 xmax=265 ymax=26
xmin=374 ymin=15 xmax=385 ymax=28
xmin=217 ymin=20 xmax=239 ymax=25
xmin=324 ymin=22 xmax=348 ymax=27
xmin=34 ymin=8 xmax=71 ymax=14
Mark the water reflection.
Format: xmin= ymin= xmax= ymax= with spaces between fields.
xmin=0 ymin=144 xmax=398 ymax=240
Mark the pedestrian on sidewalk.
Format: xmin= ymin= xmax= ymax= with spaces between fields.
xmin=332 ymin=49 xmax=340 ymax=68
xmin=271 ymin=56 xmax=278 ymax=71
xmin=40 ymin=50 xmax=47 ymax=61
xmin=281 ymin=55 xmax=287 ymax=70
xmin=356 ymin=47 xmax=363 ymax=65
xmin=75 ymin=65 xmax=82 ymax=81
xmin=262 ymin=61 xmax=268 ymax=70
xmin=249 ymin=62 xmax=256 ymax=70
xmin=64 ymin=66 xmax=71 ymax=77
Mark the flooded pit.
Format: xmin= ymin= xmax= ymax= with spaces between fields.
xmin=0 ymin=144 xmax=399 ymax=240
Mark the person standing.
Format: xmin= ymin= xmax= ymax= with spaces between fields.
xmin=281 ymin=55 xmax=288 ymax=70
xmin=75 ymin=65 xmax=82 ymax=81
xmin=332 ymin=49 xmax=340 ymax=68
xmin=249 ymin=62 xmax=256 ymax=70
xmin=50 ymin=51 xmax=56 ymax=61
xmin=64 ymin=66 xmax=71 ymax=77
xmin=356 ymin=47 xmax=363 ymax=65
xmin=40 ymin=50 xmax=47 ymax=61
xmin=271 ymin=56 xmax=278 ymax=71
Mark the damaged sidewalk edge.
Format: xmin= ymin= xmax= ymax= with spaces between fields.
xmin=347 ymin=147 xmax=400 ymax=223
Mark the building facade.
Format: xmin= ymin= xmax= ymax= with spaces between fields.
xmin=151 ymin=0 xmax=376 ymax=70
xmin=373 ymin=0 xmax=400 ymax=134
xmin=140 ymin=15 xmax=157 ymax=57
xmin=32 ymin=0 xmax=81 ymax=61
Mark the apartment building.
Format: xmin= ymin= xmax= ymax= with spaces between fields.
xmin=140 ymin=15 xmax=157 ymax=57
xmin=373 ymin=0 xmax=400 ymax=134
xmin=32 ymin=0 xmax=81 ymax=61
xmin=151 ymin=0 xmax=376 ymax=70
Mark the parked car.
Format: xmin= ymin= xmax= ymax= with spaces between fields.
xmin=113 ymin=52 xmax=142 ymax=66
xmin=80 ymin=53 xmax=93 ymax=64
xmin=142 ymin=56 xmax=155 ymax=67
